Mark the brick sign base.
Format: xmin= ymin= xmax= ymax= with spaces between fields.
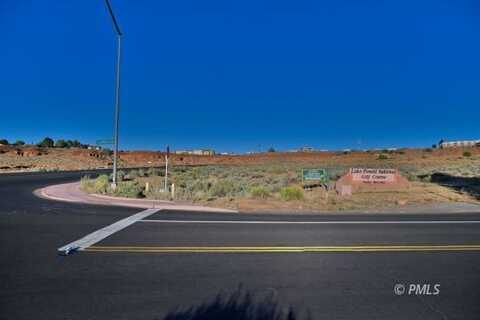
xmin=335 ymin=168 xmax=409 ymax=194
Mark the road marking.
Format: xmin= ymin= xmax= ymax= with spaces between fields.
xmin=139 ymin=219 xmax=480 ymax=225
xmin=57 ymin=208 xmax=160 ymax=255
xmin=84 ymin=244 xmax=480 ymax=254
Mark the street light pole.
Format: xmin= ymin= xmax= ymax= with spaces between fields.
xmin=104 ymin=0 xmax=123 ymax=189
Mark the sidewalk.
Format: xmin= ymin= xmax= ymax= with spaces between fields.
xmin=35 ymin=182 xmax=237 ymax=213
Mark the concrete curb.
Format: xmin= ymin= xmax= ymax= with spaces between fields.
xmin=35 ymin=181 xmax=238 ymax=213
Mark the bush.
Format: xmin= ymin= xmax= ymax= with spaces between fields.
xmin=280 ymin=187 xmax=304 ymax=201
xmin=424 ymin=148 xmax=433 ymax=152
xmin=94 ymin=174 xmax=110 ymax=194
xmin=463 ymin=151 xmax=472 ymax=157
xmin=13 ymin=140 xmax=25 ymax=146
xmin=37 ymin=137 xmax=54 ymax=148
xmin=0 ymin=139 xmax=9 ymax=145
xmin=250 ymin=186 xmax=271 ymax=199
xmin=109 ymin=170 xmax=125 ymax=181
xmin=377 ymin=154 xmax=388 ymax=160
xmin=112 ymin=181 xmax=144 ymax=198
xmin=209 ymin=180 xmax=236 ymax=197
xmin=80 ymin=175 xmax=95 ymax=193
xmin=147 ymin=167 xmax=162 ymax=177
xmin=55 ymin=139 xmax=68 ymax=148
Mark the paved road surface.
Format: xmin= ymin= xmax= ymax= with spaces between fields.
xmin=1 ymin=171 xmax=480 ymax=319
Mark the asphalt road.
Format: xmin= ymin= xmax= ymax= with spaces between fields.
xmin=1 ymin=171 xmax=480 ymax=319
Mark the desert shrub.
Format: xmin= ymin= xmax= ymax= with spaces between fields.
xmin=250 ymin=186 xmax=271 ymax=199
xmin=94 ymin=174 xmax=110 ymax=194
xmin=424 ymin=148 xmax=433 ymax=152
xmin=13 ymin=140 xmax=25 ymax=146
xmin=144 ymin=189 xmax=172 ymax=200
xmin=112 ymin=181 xmax=144 ymax=198
xmin=280 ymin=187 xmax=304 ymax=201
xmin=80 ymin=175 xmax=95 ymax=193
xmin=377 ymin=154 xmax=388 ymax=160
xmin=37 ymin=137 xmax=54 ymax=148
xmin=147 ymin=167 xmax=162 ymax=177
xmin=209 ymin=180 xmax=237 ymax=197
xmin=463 ymin=151 xmax=472 ymax=157
xmin=109 ymin=170 xmax=126 ymax=181
xmin=128 ymin=169 xmax=139 ymax=178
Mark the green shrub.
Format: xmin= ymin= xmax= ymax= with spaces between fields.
xmin=80 ymin=175 xmax=95 ymax=193
xmin=377 ymin=154 xmax=388 ymax=160
xmin=37 ymin=137 xmax=54 ymax=148
xmin=209 ymin=180 xmax=236 ymax=197
xmin=94 ymin=174 xmax=110 ymax=194
xmin=147 ymin=167 xmax=162 ymax=177
xmin=13 ymin=140 xmax=25 ymax=146
xmin=112 ymin=181 xmax=144 ymax=198
xmin=463 ymin=151 xmax=472 ymax=157
xmin=250 ymin=186 xmax=271 ymax=199
xmin=109 ymin=170 xmax=125 ymax=181
xmin=280 ymin=187 xmax=304 ymax=201
xmin=128 ymin=169 xmax=139 ymax=178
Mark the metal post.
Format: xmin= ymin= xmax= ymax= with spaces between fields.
xmin=112 ymin=34 xmax=122 ymax=188
xmin=104 ymin=0 xmax=123 ymax=189
xmin=164 ymin=155 xmax=168 ymax=192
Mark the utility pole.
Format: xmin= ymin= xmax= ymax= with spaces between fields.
xmin=104 ymin=0 xmax=123 ymax=189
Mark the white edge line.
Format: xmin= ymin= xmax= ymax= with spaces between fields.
xmin=58 ymin=208 xmax=160 ymax=255
xmin=139 ymin=219 xmax=480 ymax=224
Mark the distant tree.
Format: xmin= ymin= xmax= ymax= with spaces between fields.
xmin=65 ymin=140 xmax=74 ymax=148
xmin=72 ymin=140 xmax=81 ymax=148
xmin=13 ymin=140 xmax=25 ymax=146
xmin=0 ymin=139 xmax=9 ymax=145
xmin=38 ymin=137 xmax=54 ymax=148
xmin=55 ymin=139 xmax=68 ymax=148
xmin=432 ymin=144 xmax=437 ymax=149
xmin=267 ymin=147 xmax=276 ymax=153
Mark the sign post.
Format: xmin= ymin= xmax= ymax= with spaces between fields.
xmin=164 ymin=145 xmax=170 ymax=192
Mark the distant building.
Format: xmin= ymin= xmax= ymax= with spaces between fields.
xmin=175 ymin=149 xmax=215 ymax=156
xmin=299 ymin=146 xmax=314 ymax=152
xmin=439 ymin=139 xmax=480 ymax=149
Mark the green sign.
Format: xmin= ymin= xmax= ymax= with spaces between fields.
xmin=302 ymin=168 xmax=328 ymax=183
xmin=96 ymin=139 xmax=114 ymax=146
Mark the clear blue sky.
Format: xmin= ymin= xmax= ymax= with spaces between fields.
xmin=1 ymin=0 xmax=479 ymax=152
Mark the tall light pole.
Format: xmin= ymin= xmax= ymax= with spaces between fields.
xmin=104 ymin=0 xmax=123 ymax=188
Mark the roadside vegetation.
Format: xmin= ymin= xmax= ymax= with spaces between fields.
xmin=79 ymin=159 xmax=480 ymax=211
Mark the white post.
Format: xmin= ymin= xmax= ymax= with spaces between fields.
xmin=164 ymin=155 xmax=168 ymax=192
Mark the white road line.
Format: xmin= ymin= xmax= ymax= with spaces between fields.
xmin=139 ymin=219 xmax=480 ymax=225
xmin=58 ymin=208 xmax=160 ymax=255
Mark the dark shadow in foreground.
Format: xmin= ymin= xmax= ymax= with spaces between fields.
xmin=162 ymin=286 xmax=309 ymax=320
xmin=429 ymin=173 xmax=480 ymax=200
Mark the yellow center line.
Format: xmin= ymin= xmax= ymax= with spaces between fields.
xmin=83 ymin=244 xmax=480 ymax=253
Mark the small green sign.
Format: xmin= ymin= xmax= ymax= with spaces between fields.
xmin=302 ymin=168 xmax=328 ymax=183
xmin=96 ymin=139 xmax=114 ymax=146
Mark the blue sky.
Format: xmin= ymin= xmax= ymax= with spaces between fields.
xmin=1 ymin=0 xmax=480 ymax=152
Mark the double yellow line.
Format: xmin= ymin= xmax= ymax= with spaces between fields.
xmin=84 ymin=244 xmax=480 ymax=254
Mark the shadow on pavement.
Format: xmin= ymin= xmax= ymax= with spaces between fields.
xmin=430 ymin=173 xmax=480 ymax=200
xmin=162 ymin=286 xmax=308 ymax=320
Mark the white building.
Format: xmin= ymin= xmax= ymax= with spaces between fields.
xmin=439 ymin=139 xmax=480 ymax=148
